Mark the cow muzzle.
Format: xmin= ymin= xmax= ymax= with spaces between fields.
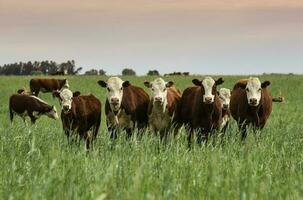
xmin=63 ymin=105 xmax=71 ymax=113
xmin=204 ymin=97 xmax=213 ymax=104
xmin=223 ymin=104 xmax=229 ymax=110
xmin=248 ymin=98 xmax=258 ymax=106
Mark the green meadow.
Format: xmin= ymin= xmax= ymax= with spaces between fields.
xmin=0 ymin=75 xmax=302 ymax=200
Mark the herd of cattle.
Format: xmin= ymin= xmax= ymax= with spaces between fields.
xmin=9 ymin=76 xmax=282 ymax=149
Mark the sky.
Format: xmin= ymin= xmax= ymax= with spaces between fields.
xmin=1 ymin=0 xmax=303 ymax=75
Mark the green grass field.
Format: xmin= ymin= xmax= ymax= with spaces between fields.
xmin=0 ymin=75 xmax=302 ymax=200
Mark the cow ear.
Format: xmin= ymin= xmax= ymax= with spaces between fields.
xmin=215 ymin=77 xmax=224 ymax=86
xmin=261 ymin=80 xmax=270 ymax=88
xmin=97 ymin=80 xmax=107 ymax=88
xmin=144 ymin=81 xmax=151 ymax=88
xmin=192 ymin=79 xmax=202 ymax=86
xmin=123 ymin=81 xmax=130 ymax=88
xmin=52 ymin=91 xmax=60 ymax=98
xmin=166 ymin=81 xmax=174 ymax=88
xmin=73 ymin=91 xmax=81 ymax=97
xmin=17 ymin=89 xmax=25 ymax=94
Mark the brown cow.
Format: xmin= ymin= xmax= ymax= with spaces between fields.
xmin=9 ymin=94 xmax=59 ymax=123
xmin=180 ymin=77 xmax=224 ymax=146
xmin=97 ymin=77 xmax=149 ymax=139
xmin=144 ymin=78 xmax=182 ymax=140
xmin=30 ymin=78 xmax=69 ymax=96
xmin=230 ymin=77 xmax=272 ymax=139
xmin=53 ymin=88 xmax=101 ymax=149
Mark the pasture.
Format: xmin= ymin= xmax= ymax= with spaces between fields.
xmin=0 ymin=75 xmax=302 ymax=199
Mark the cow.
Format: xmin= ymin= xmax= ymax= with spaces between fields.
xmin=218 ymin=88 xmax=231 ymax=133
xmin=230 ymin=77 xmax=272 ymax=139
xmin=143 ymin=78 xmax=182 ymax=140
xmin=9 ymin=94 xmax=59 ymax=124
xmin=97 ymin=77 xmax=149 ymax=139
xmin=53 ymin=89 xmax=101 ymax=149
xmin=180 ymin=77 xmax=224 ymax=146
xmin=30 ymin=78 xmax=69 ymax=96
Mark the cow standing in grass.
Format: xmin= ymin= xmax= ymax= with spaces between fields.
xmin=30 ymin=78 xmax=69 ymax=96
xmin=218 ymin=88 xmax=231 ymax=134
xmin=53 ymin=89 xmax=101 ymax=149
xmin=98 ymin=77 xmax=149 ymax=139
xmin=230 ymin=77 xmax=272 ymax=139
xmin=180 ymin=77 xmax=224 ymax=146
xmin=9 ymin=94 xmax=58 ymax=123
xmin=144 ymin=78 xmax=182 ymax=140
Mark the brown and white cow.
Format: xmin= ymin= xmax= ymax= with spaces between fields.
xmin=230 ymin=77 xmax=272 ymax=139
xmin=180 ymin=77 xmax=224 ymax=146
xmin=30 ymin=78 xmax=69 ymax=96
xmin=53 ymin=88 xmax=101 ymax=149
xmin=218 ymin=88 xmax=231 ymax=133
xmin=97 ymin=77 xmax=149 ymax=139
xmin=9 ymin=94 xmax=59 ymax=124
xmin=144 ymin=78 xmax=182 ymax=140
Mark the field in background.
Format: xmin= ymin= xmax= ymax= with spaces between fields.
xmin=0 ymin=75 xmax=302 ymax=199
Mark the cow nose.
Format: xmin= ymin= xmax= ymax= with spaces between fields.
xmin=223 ymin=104 xmax=229 ymax=109
xmin=63 ymin=105 xmax=69 ymax=111
xmin=249 ymin=98 xmax=257 ymax=105
xmin=155 ymin=97 xmax=162 ymax=102
xmin=111 ymin=98 xmax=119 ymax=105
xmin=205 ymin=97 xmax=212 ymax=103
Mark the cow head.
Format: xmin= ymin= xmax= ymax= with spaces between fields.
xmin=144 ymin=78 xmax=173 ymax=106
xmin=53 ymin=89 xmax=81 ymax=113
xmin=45 ymin=105 xmax=59 ymax=120
xmin=98 ymin=77 xmax=130 ymax=112
xmin=218 ymin=88 xmax=231 ymax=110
xmin=192 ymin=77 xmax=224 ymax=104
xmin=238 ymin=77 xmax=270 ymax=107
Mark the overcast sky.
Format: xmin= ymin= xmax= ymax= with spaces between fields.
xmin=1 ymin=0 xmax=303 ymax=75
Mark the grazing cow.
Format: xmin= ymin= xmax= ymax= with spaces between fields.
xmin=218 ymin=88 xmax=231 ymax=133
xmin=9 ymin=94 xmax=58 ymax=123
xmin=230 ymin=77 xmax=272 ymax=139
xmin=53 ymin=88 xmax=101 ymax=149
xmin=30 ymin=78 xmax=69 ymax=96
xmin=144 ymin=78 xmax=182 ymax=140
xmin=180 ymin=77 xmax=224 ymax=146
xmin=97 ymin=77 xmax=149 ymax=139
xmin=53 ymin=89 xmax=101 ymax=149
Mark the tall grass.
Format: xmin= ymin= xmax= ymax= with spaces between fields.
xmin=0 ymin=75 xmax=302 ymax=199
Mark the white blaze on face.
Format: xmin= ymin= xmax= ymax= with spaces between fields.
xmin=218 ymin=88 xmax=231 ymax=110
xmin=202 ymin=77 xmax=215 ymax=103
xmin=150 ymin=78 xmax=168 ymax=104
xmin=46 ymin=106 xmax=59 ymax=119
xmin=246 ymin=77 xmax=262 ymax=106
xmin=106 ymin=77 xmax=124 ymax=112
xmin=60 ymin=88 xmax=73 ymax=111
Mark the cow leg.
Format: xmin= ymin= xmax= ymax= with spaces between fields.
xmin=126 ymin=128 xmax=132 ymax=139
xmin=187 ymin=129 xmax=193 ymax=148
xmin=238 ymin=123 xmax=248 ymax=140
xmin=28 ymin=112 xmax=37 ymax=124
xmin=84 ymin=132 xmax=92 ymax=150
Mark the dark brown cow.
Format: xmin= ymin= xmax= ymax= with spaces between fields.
xmin=230 ymin=77 xmax=272 ymax=139
xmin=97 ymin=77 xmax=149 ymax=139
xmin=30 ymin=78 xmax=69 ymax=96
xmin=53 ymin=88 xmax=101 ymax=149
xmin=144 ymin=78 xmax=182 ymax=140
xmin=9 ymin=94 xmax=58 ymax=123
xmin=180 ymin=77 xmax=224 ymax=146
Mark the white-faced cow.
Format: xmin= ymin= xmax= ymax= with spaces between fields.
xmin=9 ymin=94 xmax=59 ymax=124
xmin=144 ymin=78 xmax=182 ymax=140
xmin=230 ymin=77 xmax=272 ymax=139
xmin=218 ymin=88 xmax=231 ymax=133
xmin=53 ymin=88 xmax=101 ymax=149
xmin=180 ymin=77 xmax=224 ymax=146
xmin=30 ymin=78 xmax=69 ymax=96
xmin=97 ymin=77 xmax=149 ymax=139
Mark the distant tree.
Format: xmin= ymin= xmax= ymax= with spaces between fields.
xmin=122 ymin=68 xmax=136 ymax=76
xmin=85 ymin=69 xmax=98 ymax=75
xmin=99 ymin=69 xmax=106 ymax=76
xmin=147 ymin=70 xmax=160 ymax=76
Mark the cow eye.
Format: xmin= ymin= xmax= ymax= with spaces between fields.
xmin=163 ymin=88 xmax=166 ymax=92
xmin=120 ymin=87 xmax=123 ymax=90
xmin=246 ymin=88 xmax=249 ymax=92
xmin=258 ymin=88 xmax=262 ymax=91
xmin=107 ymin=87 xmax=110 ymax=92
xmin=151 ymin=88 xmax=154 ymax=91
